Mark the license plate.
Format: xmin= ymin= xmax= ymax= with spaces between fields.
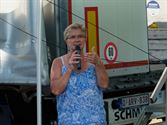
xmin=118 ymin=94 xmax=149 ymax=108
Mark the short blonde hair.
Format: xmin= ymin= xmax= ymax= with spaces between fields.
xmin=64 ymin=23 xmax=86 ymax=41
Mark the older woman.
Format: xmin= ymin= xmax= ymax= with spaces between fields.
xmin=50 ymin=23 xmax=108 ymax=125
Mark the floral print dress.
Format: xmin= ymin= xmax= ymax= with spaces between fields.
xmin=56 ymin=58 xmax=106 ymax=125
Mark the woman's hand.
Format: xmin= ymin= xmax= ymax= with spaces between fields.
xmin=85 ymin=47 xmax=102 ymax=66
xmin=68 ymin=51 xmax=81 ymax=70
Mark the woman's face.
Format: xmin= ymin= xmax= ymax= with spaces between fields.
xmin=66 ymin=28 xmax=85 ymax=52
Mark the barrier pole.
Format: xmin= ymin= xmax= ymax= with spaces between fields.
xmin=36 ymin=0 xmax=42 ymax=125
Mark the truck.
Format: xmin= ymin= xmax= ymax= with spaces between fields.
xmin=0 ymin=0 xmax=167 ymax=125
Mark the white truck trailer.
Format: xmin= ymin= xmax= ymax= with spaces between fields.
xmin=0 ymin=0 xmax=167 ymax=125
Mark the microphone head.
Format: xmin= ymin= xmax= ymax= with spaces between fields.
xmin=75 ymin=45 xmax=81 ymax=51
xmin=75 ymin=45 xmax=81 ymax=70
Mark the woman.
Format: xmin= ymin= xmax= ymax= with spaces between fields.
xmin=50 ymin=23 xmax=109 ymax=125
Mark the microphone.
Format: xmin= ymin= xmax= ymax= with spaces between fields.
xmin=75 ymin=45 xmax=81 ymax=70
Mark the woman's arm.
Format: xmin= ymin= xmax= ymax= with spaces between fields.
xmin=50 ymin=58 xmax=72 ymax=95
xmin=85 ymin=48 xmax=109 ymax=89
xmin=95 ymin=56 xmax=109 ymax=89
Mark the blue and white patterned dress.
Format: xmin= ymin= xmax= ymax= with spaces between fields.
xmin=56 ymin=58 xmax=106 ymax=125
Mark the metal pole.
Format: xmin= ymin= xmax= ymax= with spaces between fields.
xmin=36 ymin=0 xmax=42 ymax=125
xmin=150 ymin=67 xmax=167 ymax=103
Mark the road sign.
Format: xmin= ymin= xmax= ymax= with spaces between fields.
xmin=104 ymin=42 xmax=118 ymax=64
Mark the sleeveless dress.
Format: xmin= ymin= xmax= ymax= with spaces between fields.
xmin=56 ymin=57 xmax=106 ymax=125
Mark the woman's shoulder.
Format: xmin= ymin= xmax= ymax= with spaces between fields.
xmin=52 ymin=57 xmax=61 ymax=65
xmin=51 ymin=55 xmax=65 ymax=68
xmin=53 ymin=54 xmax=67 ymax=63
xmin=87 ymin=63 xmax=95 ymax=69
